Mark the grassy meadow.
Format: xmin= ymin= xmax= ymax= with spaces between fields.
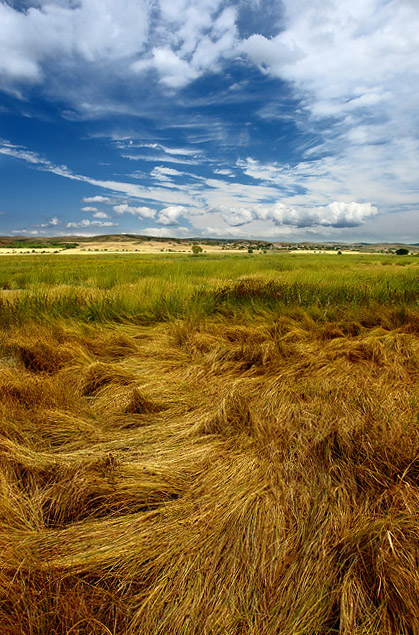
xmin=0 ymin=251 xmax=419 ymax=634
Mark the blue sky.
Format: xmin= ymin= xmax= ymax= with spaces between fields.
xmin=0 ymin=0 xmax=418 ymax=242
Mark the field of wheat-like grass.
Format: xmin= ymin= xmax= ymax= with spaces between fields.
xmin=0 ymin=252 xmax=418 ymax=634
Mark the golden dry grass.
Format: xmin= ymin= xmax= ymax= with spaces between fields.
xmin=0 ymin=306 xmax=418 ymax=634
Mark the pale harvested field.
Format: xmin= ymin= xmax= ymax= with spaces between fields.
xmin=0 ymin=240 xmax=239 ymax=255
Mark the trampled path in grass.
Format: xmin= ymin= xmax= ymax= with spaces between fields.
xmin=0 ymin=253 xmax=418 ymax=634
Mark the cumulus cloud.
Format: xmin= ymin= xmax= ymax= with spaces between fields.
xmin=12 ymin=229 xmax=41 ymax=235
xmin=66 ymin=219 xmax=117 ymax=228
xmin=192 ymin=1 xmax=414 ymax=241
xmin=113 ymin=203 xmax=156 ymax=219
xmin=241 ymin=0 xmax=419 ymax=119
xmin=131 ymin=2 xmax=238 ymax=89
xmin=93 ymin=211 xmax=109 ymax=219
xmin=220 ymin=207 xmax=254 ymax=226
xmin=39 ymin=216 xmax=60 ymax=227
xmin=81 ymin=206 xmax=98 ymax=212
xmin=221 ymin=201 xmax=377 ymax=228
xmin=240 ymin=0 xmax=419 ymax=212
xmin=147 ymin=48 xmax=199 ymax=89
xmin=0 ymin=0 xmax=149 ymax=85
xmin=156 ymin=205 xmax=188 ymax=225
xmin=318 ymin=202 xmax=378 ymax=228
xmin=82 ymin=195 xmax=113 ymax=203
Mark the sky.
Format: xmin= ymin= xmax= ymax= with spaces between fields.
xmin=0 ymin=0 xmax=418 ymax=243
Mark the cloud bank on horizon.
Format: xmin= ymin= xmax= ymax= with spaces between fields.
xmin=0 ymin=0 xmax=418 ymax=241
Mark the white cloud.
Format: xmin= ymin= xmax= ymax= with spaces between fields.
xmin=12 ymin=229 xmax=41 ymax=235
xmin=81 ymin=206 xmax=99 ymax=212
xmin=39 ymin=216 xmax=61 ymax=227
xmin=220 ymin=201 xmax=377 ymax=228
xmin=151 ymin=166 xmax=185 ymax=179
xmin=130 ymin=1 xmax=238 ymax=88
xmin=220 ymin=207 xmax=254 ymax=226
xmin=136 ymin=143 xmax=200 ymax=157
xmin=236 ymin=153 xmax=419 ymax=214
xmin=0 ymin=0 xmax=149 ymax=85
xmin=148 ymin=48 xmax=199 ymax=89
xmin=0 ymin=140 xmax=79 ymax=180
xmin=82 ymin=195 xmax=113 ymax=203
xmin=240 ymin=0 xmax=419 ymax=219
xmin=1 ymin=0 xmax=418 ymax=169
xmin=242 ymin=1 xmax=419 ymax=117
xmin=113 ymin=204 xmax=156 ymax=219
xmin=93 ymin=211 xmax=109 ymax=219
xmin=122 ymin=152 xmax=199 ymax=166
xmin=156 ymin=205 xmax=188 ymax=226
xmin=320 ymin=201 xmax=377 ymax=228
xmin=214 ymin=168 xmax=234 ymax=177
xmin=66 ymin=219 xmax=117 ymax=228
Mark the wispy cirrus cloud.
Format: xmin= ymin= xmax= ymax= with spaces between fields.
xmin=135 ymin=143 xmax=201 ymax=157
xmin=0 ymin=139 xmax=200 ymax=207
xmin=0 ymin=139 xmax=80 ymax=180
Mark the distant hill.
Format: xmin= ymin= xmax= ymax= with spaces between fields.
xmin=0 ymin=234 xmax=418 ymax=253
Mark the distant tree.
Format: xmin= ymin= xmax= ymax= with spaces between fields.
xmin=248 ymin=247 xmax=253 ymax=253
xmin=191 ymin=244 xmax=203 ymax=255
xmin=395 ymin=248 xmax=409 ymax=255
xmin=337 ymin=251 xmax=342 ymax=255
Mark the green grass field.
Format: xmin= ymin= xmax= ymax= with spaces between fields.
xmin=0 ymin=252 xmax=418 ymax=324
xmin=0 ymin=252 xmax=418 ymax=634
